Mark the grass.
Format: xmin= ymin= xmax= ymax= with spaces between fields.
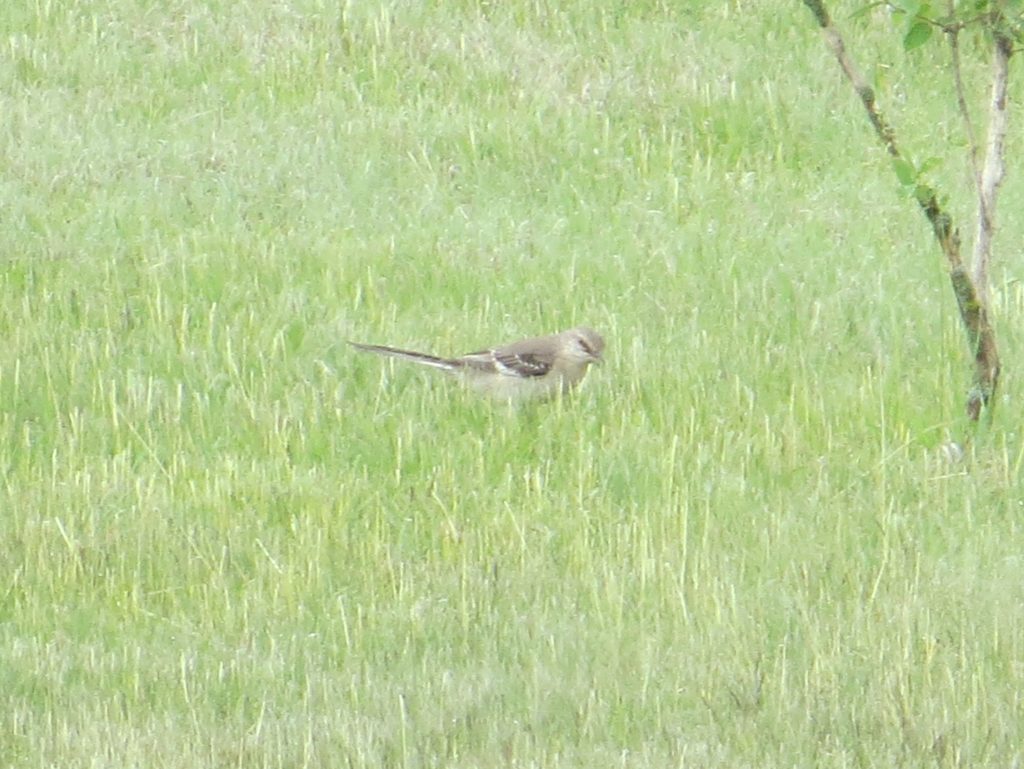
xmin=2 ymin=0 xmax=1023 ymax=766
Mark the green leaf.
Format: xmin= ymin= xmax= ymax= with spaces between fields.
xmin=848 ymin=1 xmax=886 ymax=20
xmin=904 ymin=21 xmax=933 ymax=50
xmin=892 ymin=157 xmax=917 ymax=186
xmin=918 ymin=156 xmax=943 ymax=175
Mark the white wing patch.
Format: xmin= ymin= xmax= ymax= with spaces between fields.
xmin=491 ymin=351 xmax=553 ymax=378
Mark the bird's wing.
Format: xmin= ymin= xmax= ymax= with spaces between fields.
xmin=461 ymin=348 xmax=554 ymax=378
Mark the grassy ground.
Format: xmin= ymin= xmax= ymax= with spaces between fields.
xmin=2 ymin=1 xmax=1023 ymax=766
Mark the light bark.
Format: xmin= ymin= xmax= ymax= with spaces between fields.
xmin=971 ymin=32 xmax=1012 ymax=305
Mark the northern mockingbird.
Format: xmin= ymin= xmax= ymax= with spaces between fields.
xmin=351 ymin=326 xmax=604 ymax=401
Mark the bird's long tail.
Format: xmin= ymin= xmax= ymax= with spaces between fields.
xmin=349 ymin=341 xmax=460 ymax=371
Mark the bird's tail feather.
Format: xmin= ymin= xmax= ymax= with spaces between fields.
xmin=349 ymin=342 xmax=459 ymax=371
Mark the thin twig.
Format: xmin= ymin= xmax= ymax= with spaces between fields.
xmin=805 ymin=1 xmax=900 ymax=157
xmin=946 ymin=13 xmax=984 ymax=204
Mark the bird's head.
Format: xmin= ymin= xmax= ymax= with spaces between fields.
xmin=566 ymin=326 xmax=605 ymax=365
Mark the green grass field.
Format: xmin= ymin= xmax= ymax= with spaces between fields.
xmin=3 ymin=1 xmax=1023 ymax=766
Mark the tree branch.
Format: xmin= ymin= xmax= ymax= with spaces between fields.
xmin=801 ymin=0 xmax=960 ymax=260
xmin=805 ymin=1 xmax=901 ymax=158
xmin=800 ymin=0 xmax=1002 ymax=420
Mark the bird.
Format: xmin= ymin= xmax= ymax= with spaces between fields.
xmin=350 ymin=326 xmax=605 ymax=401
